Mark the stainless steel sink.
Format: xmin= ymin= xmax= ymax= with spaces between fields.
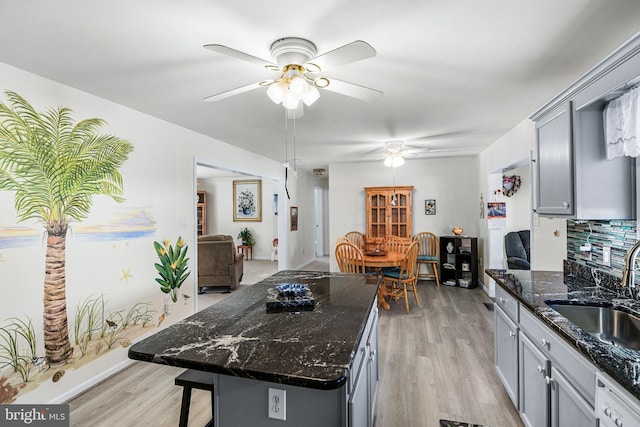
xmin=546 ymin=301 xmax=640 ymax=350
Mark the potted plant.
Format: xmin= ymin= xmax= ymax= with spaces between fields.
xmin=237 ymin=227 xmax=255 ymax=246
xmin=153 ymin=236 xmax=191 ymax=303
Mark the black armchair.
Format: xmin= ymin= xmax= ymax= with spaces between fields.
xmin=505 ymin=230 xmax=530 ymax=270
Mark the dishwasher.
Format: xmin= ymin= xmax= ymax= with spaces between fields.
xmin=596 ymin=372 xmax=640 ymax=427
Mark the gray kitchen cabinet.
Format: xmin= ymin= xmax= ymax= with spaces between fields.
xmin=534 ymin=98 xmax=634 ymax=219
xmin=494 ymin=285 xmax=599 ymax=427
xmin=495 ymin=302 xmax=519 ymax=408
xmin=551 ymin=367 xmax=597 ymax=427
xmin=517 ymin=306 xmax=598 ymax=427
xmin=535 ymin=102 xmax=573 ymax=216
xmin=349 ymin=306 xmax=378 ymax=427
xmin=519 ymin=332 xmax=550 ymax=427
xmin=349 ymin=359 xmax=368 ymax=427
xmin=366 ymin=309 xmax=379 ymax=426
xmin=531 ymin=33 xmax=640 ymax=219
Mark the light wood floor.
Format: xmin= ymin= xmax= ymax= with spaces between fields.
xmin=68 ymin=273 xmax=522 ymax=427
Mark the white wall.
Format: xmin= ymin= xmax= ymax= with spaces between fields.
xmin=286 ymin=169 xmax=327 ymax=269
xmin=328 ymin=156 xmax=479 ymax=271
xmin=197 ymin=175 xmax=278 ymax=260
xmin=0 ymin=61 xmax=297 ymax=404
xmin=478 ymin=119 xmax=567 ymax=296
xmin=503 ymin=164 xmax=531 ymax=233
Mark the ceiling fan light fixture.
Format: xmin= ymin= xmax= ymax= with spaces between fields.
xmin=267 ymin=81 xmax=287 ymax=104
xmin=283 ymin=91 xmax=300 ymax=110
xmin=288 ymin=75 xmax=307 ymax=98
xmin=303 ymin=85 xmax=320 ymax=106
xmin=384 ymin=155 xmax=405 ymax=167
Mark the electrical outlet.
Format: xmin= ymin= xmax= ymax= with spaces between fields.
xmin=268 ymin=388 xmax=286 ymax=420
xmin=603 ymin=246 xmax=611 ymax=266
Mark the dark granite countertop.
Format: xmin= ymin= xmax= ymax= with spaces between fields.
xmin=128 ymin=270 xmax=379 ymax=390
xmin=486 ymin=268 xmax=640 ymax=400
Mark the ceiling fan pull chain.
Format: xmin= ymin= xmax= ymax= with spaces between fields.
xmin=293 ymin=113 xmax=297 ymax=176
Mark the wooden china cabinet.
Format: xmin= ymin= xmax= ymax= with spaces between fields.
xmin=197 ymin=191 xmax=207 ymax=236
xmin=365 ymin=186 xmax=413 ymax=244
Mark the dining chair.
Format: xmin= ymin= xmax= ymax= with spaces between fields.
xmin=335 ymin=241 xmax=366 ymax=274
xmin=344 ymin=231 xmax=366 ymax=250
xmin=384 ymin=236 xmax=405 ymax=253
xmin=413 ymin=231 xmax=440 ymax=286
xmin=336 ymin=236 xmax=350 ymax=245
xmin=382 ymin=241 xmax=420 ymax=313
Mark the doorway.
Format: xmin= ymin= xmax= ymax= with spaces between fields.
xmin=193 ymin=162 xmax=284 ymax=309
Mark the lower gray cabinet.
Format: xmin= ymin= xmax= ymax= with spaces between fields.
xmin=366 ymin=311 xmax=379 ymax=425
xmin=494 ymin=288 xmax=599 ymax=427
xmin=495 ymin=305 xmax=519 ymax=407
xmin=551 ymin=367 xmax=597 ymax=427
xmin=519 ymin=333 xmax=550 ymax=427
xmin=349 ymin=306 xmax=379 ymax=427
xmin=518 ymin=307 xmax=598 ymax=427
xmin=349 ymin=357 xmax=368 ymax=427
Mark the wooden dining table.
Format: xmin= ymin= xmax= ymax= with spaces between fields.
xmin=362 ymin=250 xmax=406 ymax=310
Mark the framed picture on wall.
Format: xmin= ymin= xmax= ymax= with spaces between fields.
xmin=233 ymin=180 xmax=262 ymax=221
xmin=290 ymin=206 xmax=298 ymax=231
xmin=425 ymin=199 xmax=436 ymax=215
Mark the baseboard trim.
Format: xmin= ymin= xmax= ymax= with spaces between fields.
xmin=58 ymin=359 xmax=135 ymax=404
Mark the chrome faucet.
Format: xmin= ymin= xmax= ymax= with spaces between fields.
xmin=621 ymin=240 xmax=640 ymax=297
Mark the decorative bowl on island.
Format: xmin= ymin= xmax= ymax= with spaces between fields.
xmin=275 ymin=283 xmax=309 ymax=298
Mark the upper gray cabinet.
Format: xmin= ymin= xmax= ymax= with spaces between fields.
xmin=531 ymin=33 xmax=640 ymax=219
xmin=535 ymin=102 xmax=574 ymax=216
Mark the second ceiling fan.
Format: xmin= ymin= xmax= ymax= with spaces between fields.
xmin=203 ymin=37 xmax=383 ymax=109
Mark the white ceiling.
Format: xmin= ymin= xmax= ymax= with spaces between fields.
xmin=1 ymin=1 xmax=640 ymax=173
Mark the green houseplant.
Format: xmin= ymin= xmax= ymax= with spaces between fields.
xmin=154 ymin=236 xmax=191 ymax=302
xmin=237 ymin=227 xmax=255 ymax=246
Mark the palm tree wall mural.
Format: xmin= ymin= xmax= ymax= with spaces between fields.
xmin=0 ymin=91 xmax=134 ymax=364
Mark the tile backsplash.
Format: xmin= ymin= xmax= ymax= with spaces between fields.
xmin=567 ymin=219 xmax=637 ymax=278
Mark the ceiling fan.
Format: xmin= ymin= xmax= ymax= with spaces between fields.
xmin=377 ymin=138 xmax=470 ymax=166
xmin=202 ymin=37 xmax=383 ymax=109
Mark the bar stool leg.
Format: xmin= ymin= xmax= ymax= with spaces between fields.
xmin=178 ymin=386 xmax=192 ymax=427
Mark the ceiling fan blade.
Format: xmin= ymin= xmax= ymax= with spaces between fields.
xmin=204 ymin=44 xmax=278 ymax=69
xmin=203 ymin=82 xmax=262 ymax=102
xmin=405 ymin=147 xmax=472 ymax=156
xmin=305 ymin=40 xmax=376 ymax=72
xmin=321 ymin=78 xmax=383 ymax=102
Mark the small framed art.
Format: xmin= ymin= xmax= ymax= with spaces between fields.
xmin=233 ymin=180 xmax=262 ymax=221
xmin=425 ymin=199 xmax=436 ymax=215
xmin=290 ymin=206 xmax=298 ymax=231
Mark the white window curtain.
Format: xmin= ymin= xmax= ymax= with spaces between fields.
xmin=604 ymin=85 xmax=640 ymax=160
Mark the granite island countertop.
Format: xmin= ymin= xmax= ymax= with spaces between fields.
xmin=486 ymin=268 xmax=640 ymax=400
xmin=128 ymin=270 xmax=379 ymax=390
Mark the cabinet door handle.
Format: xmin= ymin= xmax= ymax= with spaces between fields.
xmin=369 ymin=349 xmax=376 ymax=362
xmin=537 ymin=365 xmax=545 ymax=375
xmin=499 ymin=297 xmax=506 ymax=304
xmin=540 ymin=338 xmax=549 ymax=348
xmin=509 ymin=330 xmax=516 ymax=338
xmin=562 ymin=201 xmax=570 ymax=209
xmin=545 ymin=376 xmax=554 ymax=385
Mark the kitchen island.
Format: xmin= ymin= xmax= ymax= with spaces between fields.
xmin=129 ymin=270 xmax=379 ymax=426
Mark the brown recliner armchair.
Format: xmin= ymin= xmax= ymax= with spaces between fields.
xmin=198 ymin=235 xmax=244 ymax=293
